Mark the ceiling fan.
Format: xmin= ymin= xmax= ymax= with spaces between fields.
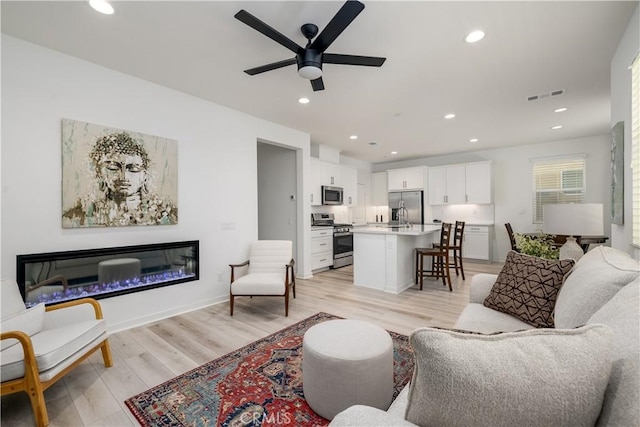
xmin=234 ymin=0 xmax=386 ymax=91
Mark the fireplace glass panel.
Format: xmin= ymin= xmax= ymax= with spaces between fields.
xmin=17 ymin=241 xmax=198 ymax=307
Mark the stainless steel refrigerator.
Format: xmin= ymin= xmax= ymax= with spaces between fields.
xmin=388 ymin=191 xmax=424 ymax=225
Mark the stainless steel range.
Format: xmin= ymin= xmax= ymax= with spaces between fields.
xmin=311 ymin=213 xmax=353 ymax=269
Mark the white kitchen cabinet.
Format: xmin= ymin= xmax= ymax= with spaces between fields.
xmin=371 ymin=172 xmax=388 ymax=205
xmin=341 ymin=165 xmax=357 ymax=206
xmin=428 ymin=162 xmax=492 ymax=205
xmin=463 ymin=225 xmax=491 ymax=260
xmin=465 ymin=162 xmax=492 ymax=204
xmin=310 ymin=159 xmax=357 ymax=205
xmin=427 ymin=167 xmax=447 ymax=205
xmin=311 ymin=228 xmax=333 ymax=270
xmin=310 ymin=158 xmax=323 ymax=205
xmin=322 ymin=162 xmax=341 ymax=187
xmin=387 ymin=166 xmax=426 ymax=191
xmin=445 ymin=165 xmax=466 ymax=204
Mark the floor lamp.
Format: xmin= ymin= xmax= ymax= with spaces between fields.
xmin=543 ymin=203 xmax=604 ymax=261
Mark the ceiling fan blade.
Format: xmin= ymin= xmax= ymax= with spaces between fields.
xmin=323 ymin=53 xmax=386 ymax=67
xmin=310 ymin=1 xmax=365 ymax=52
xmin=311 ymin=77 xmax=325 ymax=91
xmin=235 ymin=10 xmax=303 ymax=55
xmin=244 ymin=58 xmax=297 ymax=76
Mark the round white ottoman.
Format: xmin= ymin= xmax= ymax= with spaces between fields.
xmin=302 ymin=319 xmax=394 ymax=420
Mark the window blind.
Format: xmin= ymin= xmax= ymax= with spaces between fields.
xmin=632 ymin=54 xmax=640 ymax=246
xmin=532 ymin=157 xmax=586 ymax=223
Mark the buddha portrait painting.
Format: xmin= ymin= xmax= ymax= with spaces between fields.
xmin=61 ymin=119 xmax=178 ymax=228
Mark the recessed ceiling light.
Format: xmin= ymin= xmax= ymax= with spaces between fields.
xmin=349 ymin=135 xmax=358 ymax=140
xmin=470 ymin=138 xmax=479 ymax=143
xmin=551 ymin=125 xmax=563 ymax=130
xmin=89 ymin=0 xmax=114 ymax=15
xmin=298 ymin=97 xmax=310 ymax=104
xmin=554 ymin=107 xmax=568 ymax=113
xmin=465 ymin=30 xmax=485 ymax=43
xmin=391 ymin=151 xmax=398 ymax=155
xmin=444 ymin=113 xmax=456 ymax=119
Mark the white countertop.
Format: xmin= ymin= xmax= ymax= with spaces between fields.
xmin=352 ymin=224 xmax=441 ymax=236
xmin=365 ymin=221 xmax=494 ymax=227
xmin=425 ymin=221 xmax=495 ymax=226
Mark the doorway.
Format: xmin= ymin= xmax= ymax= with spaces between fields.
xmin=257 ymin=142 xmax=298 ymax=258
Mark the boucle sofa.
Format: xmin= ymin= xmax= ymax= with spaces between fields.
xmin=330 ymin=246 xmax=640 ymax=426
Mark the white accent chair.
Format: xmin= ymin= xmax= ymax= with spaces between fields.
xmin=1 ymin=278 xmax=113 ymax=426
xmin=229 ymin=240 xmax=296 ymax=316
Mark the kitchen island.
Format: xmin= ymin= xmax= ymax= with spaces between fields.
xmin=351 ymin=224 xmax=441 ymax=293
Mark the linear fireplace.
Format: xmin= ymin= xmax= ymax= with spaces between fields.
xmin=16 ymin=240 xmax=199 ymax=307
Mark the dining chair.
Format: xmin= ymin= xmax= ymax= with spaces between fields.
xmin=505 ymin=223 xmax=519 ymax=252
xmin=415 ymin=223 xmax=453 ymax=291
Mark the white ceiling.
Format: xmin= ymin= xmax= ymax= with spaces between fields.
xmin=2 ymin=1 xmax=637 ymax=164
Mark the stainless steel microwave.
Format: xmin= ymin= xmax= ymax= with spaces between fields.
xmin=322 ymin=185 xmax=343 ymax=205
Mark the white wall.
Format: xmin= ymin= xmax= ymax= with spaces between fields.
xmin=373 ymin=135 xmax=612 ymax=262
xmin=611 ymin=4 xmax=639 ymax=257
xmin=1 ymin=36 xmax=312 ymax=331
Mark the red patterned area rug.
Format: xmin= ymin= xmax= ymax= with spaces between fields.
xmin=125 ymin=312 xmax=414 ymax=427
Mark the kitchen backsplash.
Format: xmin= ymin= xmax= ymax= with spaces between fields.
xmin=311 ymin=205 xmax=352 ymax=224
xmin=431 ymin=204 xmax=495 ymax=224
xmin=311 ymin=203 xmax=494 ymax=225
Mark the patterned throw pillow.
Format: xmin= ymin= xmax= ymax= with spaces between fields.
xmin=483 ymin=251 xmax=575 ymax=328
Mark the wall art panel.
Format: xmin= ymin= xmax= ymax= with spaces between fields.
xmin=61 ymin=119 xmax=178 ymax=228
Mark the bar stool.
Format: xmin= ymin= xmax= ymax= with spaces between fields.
xmin=433 ymin=220 xmax=465 ymax=280
xmin=415 ymin=223 xmax=453 ymax=291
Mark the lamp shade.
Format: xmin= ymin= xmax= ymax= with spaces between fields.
xmin=543 ymin=203 xmax=604 ymax=236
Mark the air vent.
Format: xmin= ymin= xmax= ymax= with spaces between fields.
xmin=527 ymin=89 xmax=565 ymax=101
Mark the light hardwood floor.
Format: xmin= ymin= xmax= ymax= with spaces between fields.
xmin=1 ymin=261 xmax=502 ymax=426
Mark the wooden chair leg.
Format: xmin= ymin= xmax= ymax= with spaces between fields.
xmin=444 ymin=254 xmax=452 ymax=291
xmin=458 ymin=250 xmax=465 ymax=280
xmin=284 ymin=292 xmax=289 ymax=317
xmin=415 ymin=250 xmax=419 ymax=284
xmin=230 ymin=294 xmax=234 ymax=316
xmin=419 ymin=252 xmax=424 ymax=290
xmin=23 ymin=355 xmax=48 ymax=427
xmin=453 ymin=249 xmax=460 ymax=276
xmin=100 ymin=340 xmax=114 ymax=368
xmin=292 ymin=278 xmax=296 ymax=298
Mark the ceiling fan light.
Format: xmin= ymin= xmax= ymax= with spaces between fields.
xmin=298 ymin=66 xmax=323 ymax=80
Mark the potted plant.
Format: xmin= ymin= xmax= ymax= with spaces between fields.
xmin=514 ymin=233 xmax=559 ymax=260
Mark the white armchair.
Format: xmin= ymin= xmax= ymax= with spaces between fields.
xmin=0 ymin=278 xmax=113 ymax=426
xmin=229 ymin=240 xmax=296 ymax=316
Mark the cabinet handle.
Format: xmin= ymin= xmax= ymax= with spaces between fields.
xmin=320 ymin=258 xmax=327 ymax=262
xmin=465 ymin=194 xmax=468 ymax=203
xmin=320 ymin=243 xmax=327 ymax=246
xmin=349 ymin=196 xmax=352 ymax=204
xmin=331 ymin=177 xmax=334 ymax=185
xmin=311 ymin=194 xmax=313 ymax=203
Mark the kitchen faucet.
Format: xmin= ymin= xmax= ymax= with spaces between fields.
xmin=398 ymin=200 xmax=409 ymax=227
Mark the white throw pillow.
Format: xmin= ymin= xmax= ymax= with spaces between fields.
xmin=1 ymin=303 xmax=45 ymax=351
xmin=405 ymin=324 xmax=612 ymax=427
